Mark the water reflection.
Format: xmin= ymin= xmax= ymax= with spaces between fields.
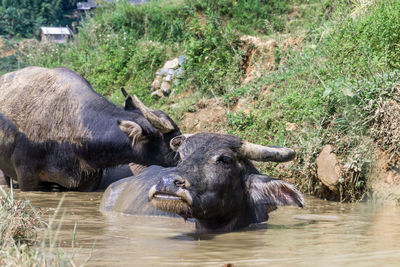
xmin=10 ymin=190 xmax=400 ymax=266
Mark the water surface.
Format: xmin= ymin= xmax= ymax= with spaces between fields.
xmin=15 ymin=191 xmax=400 ymax=266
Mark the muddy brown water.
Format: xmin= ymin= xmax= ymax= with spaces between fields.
xmin=11 ymin=190 xmax=400 ymax=266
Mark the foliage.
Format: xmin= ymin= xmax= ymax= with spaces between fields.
xmin=326 ymin=0 xmax=400 ymax=73
xmin=0 ymin=0 xmax=78 ymax=37
xmin=26 ymin=0 xmax=289 ymax=102
xmin=182 ymin=9 xmax=242 ymax=95
xmin=0 ymin=55 xmax=23 ymax=76
xmin=222 ymin=0 xmax=400 ymax=201
xmin=185 ymin=0 xmax=289 ymax=34
xmin=0 ymin=187 xmax=41 ymax=244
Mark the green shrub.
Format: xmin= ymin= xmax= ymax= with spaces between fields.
xmin=182 ymin=9 xmax=242 ymax=95
xmin=26 ymin=0 xmax=290 ymax=104
xmin=185 ymin=0 xmax=289 ymax=34
xmin=326 ymin=0 xmax=400 ymax=74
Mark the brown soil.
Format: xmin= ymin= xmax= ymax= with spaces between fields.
xmin=288 ymin=5 xmax=300 ymax=19
xmin=231 ymin=98 xmax=257 ymax=115
xmin=370 ymin=86 xmax=400 ymax=167
xmin=371 ymin=148 xmax=400 ymax=202
xmin=366 ymin=86 xmax=400 ymax=200
xmin=282 ymin=34 xmax=304 ymax=51
xmin=180 ymin=99 xmax=227 ymax=133
xmin=239 ymin=35 xmax=277 ymax=84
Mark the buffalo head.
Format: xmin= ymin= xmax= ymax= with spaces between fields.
xmin=149 ymin=133 xmax=304 ymax=232
xmin=117 ymin=88 xmax=181 ymax=167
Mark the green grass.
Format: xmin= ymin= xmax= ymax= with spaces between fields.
xmin=25 ymin=0 xmax=289 ymax=104
xmin=220 ymin=0 xmax=400 ymax=201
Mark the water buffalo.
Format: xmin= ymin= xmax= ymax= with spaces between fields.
xmin=0 ymin=67 xmax=181 ymax=191
xmin=101 ymin=133 xmax=304 ymax=232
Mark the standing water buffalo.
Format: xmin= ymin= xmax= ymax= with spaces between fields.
xmin=0 ymin=67 xmax=181 ymax=191
xmin=101 ymin=133 xmax=305 ymax=232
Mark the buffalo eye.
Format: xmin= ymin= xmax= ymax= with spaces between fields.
xmin=216 ymin=155 xmax=233 ymax=166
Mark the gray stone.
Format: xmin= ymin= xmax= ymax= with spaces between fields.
xmin=165 ymin=75 xmax=172 ymax=82
xmin=167 ymin=68 xmax=175 ymax=75
xmin=316 ymin=145 xmax=341 ymax=191
xmin=151 ymin=90 xmax=163 ymax=99
xmin=175 ymin=68 xmax=183 ymax=77
xmin=161 ymin=81 xmax=171 ymax=95
xmin=156 ymin=68 xmax=170 ymax=76
xmin=151 ymin=76 xmax=161 ymax=90
xmin=178 ymin=55 xmax=186 ymax=66
xmin=163 ymin=58 xmax=179 ymax=69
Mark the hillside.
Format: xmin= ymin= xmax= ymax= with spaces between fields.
xmin=0 ymin=0 xmax=78 ymax=37
xmin=24 ymin=0 xmax=400 ymax=202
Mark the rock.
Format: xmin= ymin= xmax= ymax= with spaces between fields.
xmin=163 ymin=58 xmax=179 ymax=69
xmin=178 ymin=55 xmax=186 ymax=66
xmin=316 ymin=145 xmax=341 ymax=191
xmin=151 ymin=76 xmax=161 ymax=90
xmin=165 ymin=74 xmax=172 ymax=82
xmin=175 ymin=67 xmax=183 ymax=77
xmin=150 ymin=56 xmax=185 ymax=98
xmin=151 ymin=90 xmax=163 ymax=99
xmin=161 ymin=81 xmax=171 ymax=95
xmin=156 ymin=68 xmax=170 ymax=76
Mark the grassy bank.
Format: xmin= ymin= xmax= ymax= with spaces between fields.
xmin=0 ymin=187 xmax=79 ymax=266
xmin=25 ymin=0 xmax=288 ymax=102
xmin=24 ymin=0 xmax=400 ymax=201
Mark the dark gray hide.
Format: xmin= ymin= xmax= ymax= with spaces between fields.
xmin=0 ymin=108 xmax=136 ymax=191
xmin=0 ymin=170 xmax=8 ymax=185
xmin=0 ymin=67 xmax=181 ymax=191
xmin=101 ymin=133 xmax=304 ymax=232
xmin=97 ymin=165 xmax=134 ymax=191
xmin=100 ymin=165 xmax=177 ymax=217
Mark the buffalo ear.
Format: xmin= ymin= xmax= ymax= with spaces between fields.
xmin=118 ymin=120 xmax=143 ymax=146
xmin=124 ymin=96 xmax=136 ymax=111
xmin=121 ymin=87 xmax=136 ymax=111
xmin=170 ymin=135 xmax=186 ymax=151
xmin=246 ymin=174 xmax=305 ymax=209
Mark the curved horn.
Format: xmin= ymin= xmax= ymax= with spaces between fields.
xmin=239 ymin=141 xmax=296 ymax=162
xmin=121 ymin=87 xmax=129 ymax=97
xmin=131 ymin=95 xmax=175 ymax=133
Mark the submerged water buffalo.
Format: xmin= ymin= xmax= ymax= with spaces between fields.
xmin=0 ymin=67 xmax=181 ymax=191
xmin=101 ymin=133 xmax=304 ymax=232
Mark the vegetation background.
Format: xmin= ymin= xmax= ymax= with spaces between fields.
xmin=0 ymin=0 xmax=78 ymax=37
xmin=2 ymin=0 xmax=400 ymax=263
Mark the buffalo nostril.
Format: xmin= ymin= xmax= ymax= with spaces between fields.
xmin=174 ymin=178 xmax=190 ymax=188
xmin=174 ymin=179 xmax=185 ymax=188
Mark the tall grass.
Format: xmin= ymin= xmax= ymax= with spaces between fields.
xmin=223 ymin=0 xmax=400 ymax=201
xmin=0 ymin=186 xmax=85 ymax=266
